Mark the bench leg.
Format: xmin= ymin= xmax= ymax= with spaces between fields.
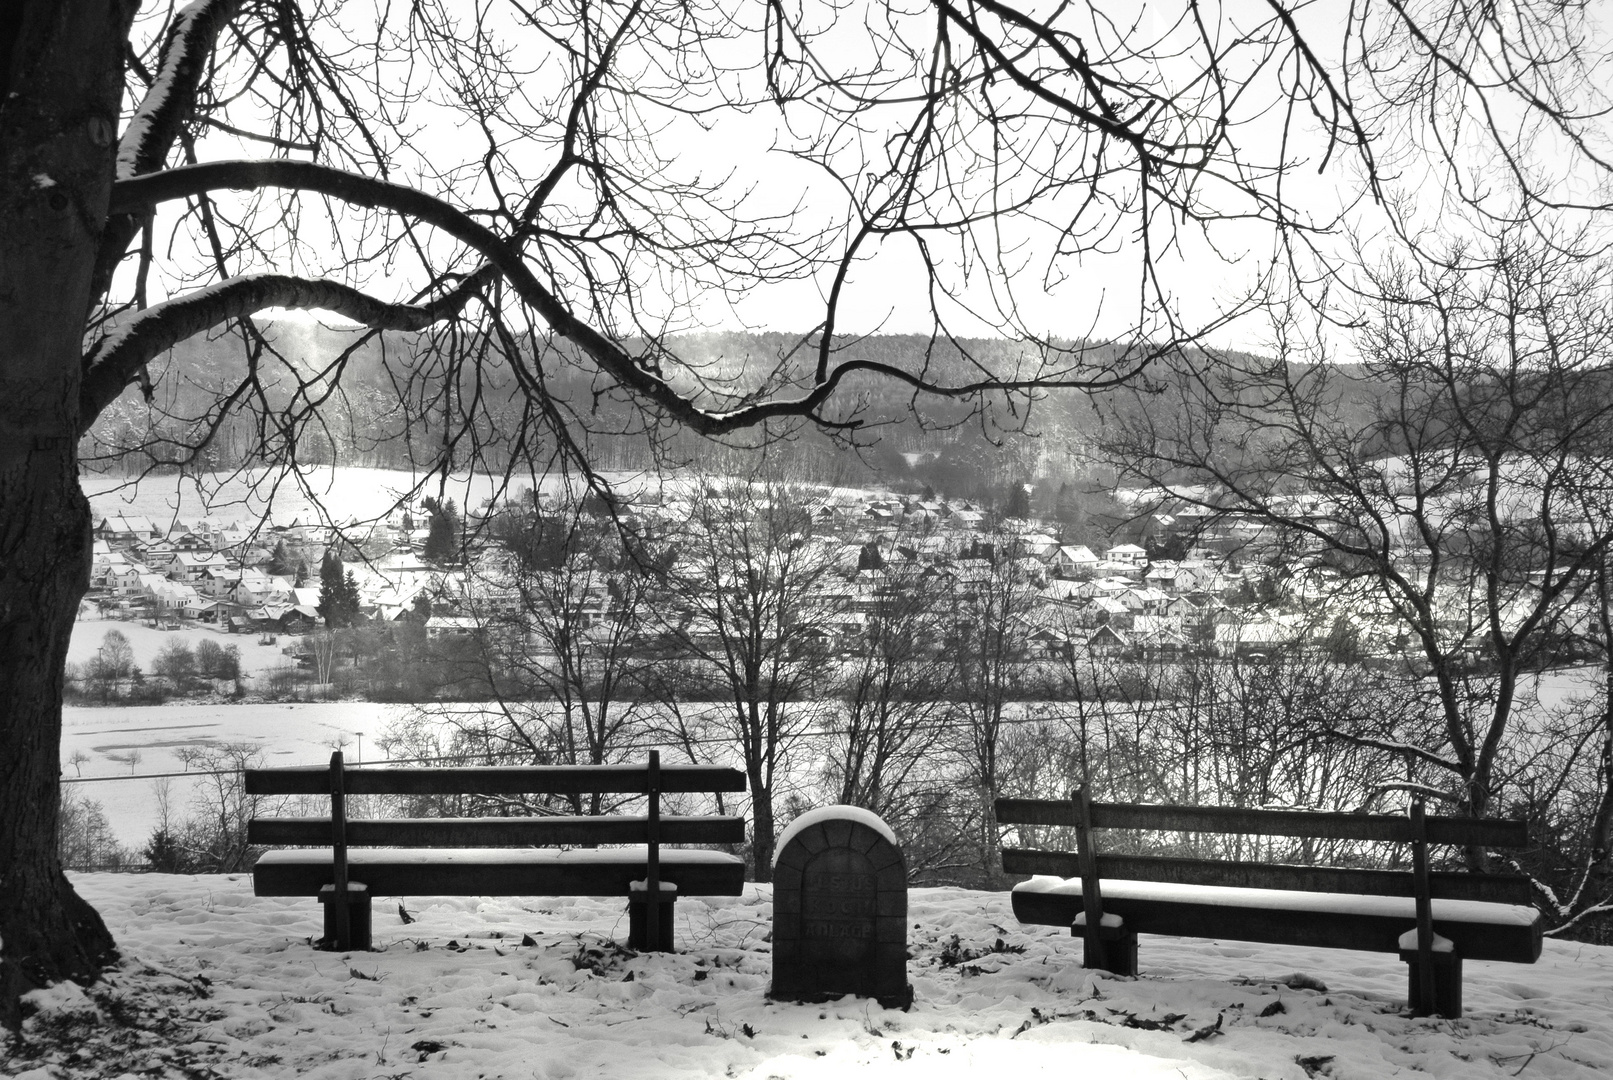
xmin=1400 ymin=949 xmax=1462 ymax=1018
xmin=628 ymin=894 xmax=676 ymax=952
xmin=1074 ymin=925 xmax=1138 ymax=977
xmin=318 ymin=884 xmax=372 ymax=951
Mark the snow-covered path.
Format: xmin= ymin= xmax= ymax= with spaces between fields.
xmin=7 ymin=876 xmax=1612 ymax=1079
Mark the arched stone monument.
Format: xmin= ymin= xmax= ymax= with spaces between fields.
xmin=770 ymin=806 xmax=911 ymax=1008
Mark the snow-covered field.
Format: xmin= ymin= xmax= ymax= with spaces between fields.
xmin=7 ymin=875 xmax=1611 ymax=1079
xmin=82 ymin=467 xmax=666 ymax=531
xmin=62 ymin=702 xmax=404 ymax=850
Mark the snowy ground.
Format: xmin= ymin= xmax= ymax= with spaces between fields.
xmin=7 ymin=876 xmax=1612 ymax=1080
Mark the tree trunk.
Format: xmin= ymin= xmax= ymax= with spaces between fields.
xmin=0 ymin=459 xmax=115 ymax=1027
xmin=750 ymin=771 xmax=775 ymax=883
xmin=1590 ymin=627 xmax=1613 ymax=867
xmin=977 ymin=780 xmax=1003 ymax=889
xmin=1 ymin=0 xmax=128 ymax=1027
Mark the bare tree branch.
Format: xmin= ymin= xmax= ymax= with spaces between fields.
xmin=79 ymin=272 xmax=485 ymax=428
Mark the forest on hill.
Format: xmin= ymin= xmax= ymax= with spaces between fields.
xmin=83 ymin=322 xmax=1360 ymax=518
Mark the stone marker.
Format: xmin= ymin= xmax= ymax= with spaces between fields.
xmin=770 ymin=805 xmax=911 ymax=1009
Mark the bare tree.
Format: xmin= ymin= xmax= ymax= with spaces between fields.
xmin=85 ymin=628 xmax=136 ymax=701
xmin=1501 ymin=554 xmax=1613 ymax=938
xmin=661 ymin=464 xmax=842 ymax=878
xmin=306 ymin=628 xmax=339 ymax=685
xmin=940 ymin=530 xmax=1042 ymax=885
xmin=166 ymin=742 xmax=267 ymax=874
xmin=4 ymin=0 xmax=1610 ymax=1018
xmin=824 ymin=552 xmax=953 ymax=840
xmin=444 ymin=506 xmax=658 ymax=812
xmin=1104 ymin=225 xmax=1613 ymax=861
xmin=56 ymin=789 xmax=129 ymax=872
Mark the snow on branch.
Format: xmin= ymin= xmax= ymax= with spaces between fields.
xmin=117 ymin=0 xmax=243 ymax=181
xmin=1323 ymin=727 xmax=1464 ymax=774
xmin=1360 ymin=781 xmax=1460 ymax=809
xmin=78 ymin=273 xmax=483 ymax=430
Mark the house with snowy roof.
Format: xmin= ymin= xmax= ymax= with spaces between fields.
xmin=108 ymin=562 xmax=149 ymax=594
xmin=1086 ymin=624 xmax=1130 ymax=654
xmin=1053 ymin=545 xmax=1099 ymax=578
xmin=96 ymin=514 xmax=161 ymax=542
xmin=1144 ymin=560 xmax=1202 ymax=594
xmin=1105 ymin=543 xmax=1148 ymax=566
xmin=1016 ymin=533 xmax=1061 ymax=562
xmin=169 ymin=550 xmax=230 ymax=582
xmin=140 ymin=575 xmax=200 ymax=610
xmin=1130 ymin=615 xmax=1188 ymax=654
xmin=233 ymin=569 xmax=293 ymax=607
xmin=947 ymin=508 xmax=985 ymax=530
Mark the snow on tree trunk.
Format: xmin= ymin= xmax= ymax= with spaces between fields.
xmin=1 ymin=0 xmax=128 ymax=1027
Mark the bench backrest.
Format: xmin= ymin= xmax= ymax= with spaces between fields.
xmin=247 ymin=750 xmax=747 ymax=951
xmin=998 ymin=798 xmax=1527 ymax=846
xmin=997 ymin=794 xmax=1531 ymax=905
xmin=246 ymin=753 xmax=747 ymax=845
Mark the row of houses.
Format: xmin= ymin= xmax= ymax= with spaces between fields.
xmin=93 ymin=514 xmax=369 ymax=634
xmin=88 ymin=489 xmax=1231 ymax=659
xmin=93 ymin=544 xmax=326 ymax=632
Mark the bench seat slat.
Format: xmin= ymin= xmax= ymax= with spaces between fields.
xmin=245 ymin=764 xmax=747 ymax=797
xmin=1004 ymin=849 xmax=1535 ymax=905
xmin=1010 ymin=876 xmax=1543 ymax=963
xmin=248 ymin=814 xmax=745 ymax=848
xmin=253 ymin=847 xmax=746 ymax=898
xmin=996 ymin=798 xmax=1528 ymax=848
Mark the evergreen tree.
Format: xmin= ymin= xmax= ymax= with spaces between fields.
xmin=266 ymin=539 xmax=293 ymax=577
xmin=422 ymin=497 xmax=460 ymax=564
xmin=317 ymin=550 xmax=360 ymax=628
xmin=342 ymin=571 xmax=364 ymax=624
xmin=1005 ymin=481 xmax=1031 ymax=520
xmin=1054 ymin=481 xmax=1082 ymax=529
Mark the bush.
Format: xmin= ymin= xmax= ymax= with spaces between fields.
xmin=194 ymin=638 xmax=241 ymax=680
xmin=152 ymin=639 xmax=196 ymax=684
xmin=80 ymin=628 xmax=135 ymax=701
xmin=143 ymin=828 xmax=188 ymax=873
xmin=262 ymin=662 xmax=308 ymax=700
xmin=143 ymin=744 xmax=268 ymax=873
xmin=194 ymin=637 xmax=224 ymax=676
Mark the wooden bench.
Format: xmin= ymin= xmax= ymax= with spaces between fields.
xmin=997 ymin=787 xmax=1543 ymax=1017
xmin=245 ymin=750 xmax=746 ymax=952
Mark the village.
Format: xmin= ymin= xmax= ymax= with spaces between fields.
xmin=80 ymin=478 xmax=1551 ymax=689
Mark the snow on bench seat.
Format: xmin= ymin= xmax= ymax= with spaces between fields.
xmin=1012 ymin=875 xmax=1542 ymax=963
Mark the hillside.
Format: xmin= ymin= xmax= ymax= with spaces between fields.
xmin=81 ymin=325 xmax=1307 ymax=511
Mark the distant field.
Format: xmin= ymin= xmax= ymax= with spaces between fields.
xmin=68 ymin=612 xmax=292 ymax=679
xmin=82 ymin=465 xmax=668 ymax=530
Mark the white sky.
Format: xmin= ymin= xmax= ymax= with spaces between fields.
xmin=127 ymin=1 xmax=1613 ymax=359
